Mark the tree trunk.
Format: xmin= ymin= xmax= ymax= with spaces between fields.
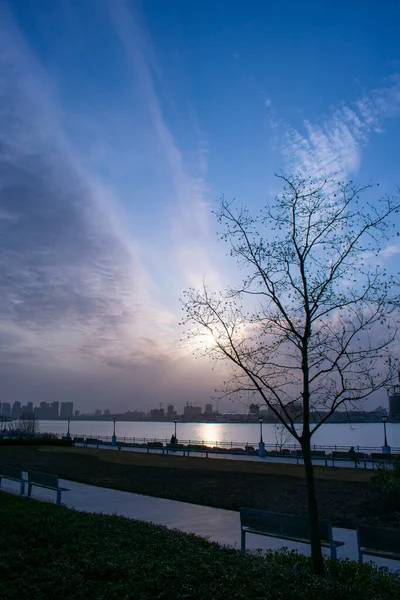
xmin=301 ymin=437 xmax=325 ymax=576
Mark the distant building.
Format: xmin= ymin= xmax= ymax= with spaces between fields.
xmin=94 ymin=409 xmax=102 ymax=417
xmin=249 ymin=403 xmax=260 ymax=415
xmin=11 ymin=401 xmax=22 ymax=419
xmin=22 ymin=402 xmax=34 ymax=416
xmin=278 ymin=402 xmax=303 ymax=421
xmin=74 ymin=410 xmax=80 ymax=417
xmin=50 ymin=401 xmax=59 ymax=418
xmin=35 ymin=401 xmax=52 ymax=419
xmin=221 ymin=413 xmax=250 ymax=421
xmin=205 ymin=403 xmax=213 ymax=414
xmin=104 ymin=409 xmax=111 ymax=416
xmin=150 ymin=408 xmax=165 ymax=420
xmin=183 ymin=404 xmax=202 ymax=420
xmin=389 ymin=385 xmax=400 ymax=419
xmin=60 ymin=402 xmax=74 ymax=419
xmin=1 ymin=402 xmax=11 ymax=417
xmin=167 ymin=404 xmax=175 ymax=420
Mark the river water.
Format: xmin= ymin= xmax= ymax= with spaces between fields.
xmin=38 ymin=420 xmax=400 ymax=451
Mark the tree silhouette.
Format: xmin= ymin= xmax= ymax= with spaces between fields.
xmin=182 ymin=174 xmax=400 ymax=574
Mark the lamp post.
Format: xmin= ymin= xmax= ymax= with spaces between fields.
xmin=258 ymin=416 xmax=265 ymax=457
xmin=66 ymin=418 xmax=71 ymax=440
xmin=382 ymin=416 xmax=391 ymax=454
xmin=112 ymin=417 xmax=117 ymax=447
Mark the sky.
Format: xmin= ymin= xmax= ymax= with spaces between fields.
xmin=1 ymin=0 xmax=400 ymax=414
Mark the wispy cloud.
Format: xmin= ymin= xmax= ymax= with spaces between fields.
xmin=282 ymin=75 xmax=400 ymax=179
xmin=0 ymin=3 xmax=176 ymax=369
xmin=109 ymin=0 xmax=222 ymax=290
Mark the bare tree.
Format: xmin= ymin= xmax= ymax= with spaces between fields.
xmin=19 ymin=412 xmax=38 ymax=435
xmin=182 ymin=174 xmax=400 ymax=575
xmin=274 ymin=423 xmax=293 ymax=451
xmin=8 ymin=412 xmax=38 ymax=435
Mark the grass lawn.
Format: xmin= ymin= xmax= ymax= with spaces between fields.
xmin=1 ymin=492 xmax=399 ymax=600
xmin=0 ymin=445 xmax=396 ymax=529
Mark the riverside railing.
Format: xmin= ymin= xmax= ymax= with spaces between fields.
xmin=65 ymin=434 xmax=400 ymax=455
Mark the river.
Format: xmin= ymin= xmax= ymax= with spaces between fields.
xmin=38 ymin=420 xmax=400 ymax=451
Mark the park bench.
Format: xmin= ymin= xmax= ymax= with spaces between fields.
xmin=184 ymin=444 xmax=212 ymax=458
xmin=265 ymin=450 xmax=295 ymax=459
xmin=166 ymin=443 xmax=186 ymax=455
xmin=331 ymin=451 xmax=367 ymax=468
xmin=0 ymin=465 xmax=27 ymax=495
xmin=85 ymin=438 xmax=102 ymax=448
xmin=27 ymin=470 xmax=69 ymax=505
xmin=240 ymin=508 xmax=344 ymax=559
xmin=370 ymin=453 xmax=394 ymax=468
xmin=296 ymin=450 xmax=328 ymax=467
xmin=357 ymin=525 xmax=400 ymax=563
xmin=73 ymin=437 xmax=85 ymax=445
xmin=147 ymin=441 xmax=165 ymax=454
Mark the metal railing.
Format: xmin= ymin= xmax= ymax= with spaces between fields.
xmin=68 ymin=434 xmax=400 ymax=454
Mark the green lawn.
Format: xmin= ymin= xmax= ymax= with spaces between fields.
xmin=0 ymin=492 xmax=399 ymax=600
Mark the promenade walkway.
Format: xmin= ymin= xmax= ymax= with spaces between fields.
xmin=1 ymin=474 xmax=399 ymax=571
xmin=75 ymin=441 xmax=385 ymax=469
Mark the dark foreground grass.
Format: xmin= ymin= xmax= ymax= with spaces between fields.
xmin=0 ymin=493 xmax=399 ymax=600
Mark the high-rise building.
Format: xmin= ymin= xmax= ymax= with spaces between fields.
xmin=389 ymin=385 xmax=400 ymax=419
xmin=183 ymin=404 xmax=202 ymax=420
xmin=60 ymin=402 xmax=74 ymax=419
xmin=37 ymin=402 xmax=51 ymax=419
xmin=205 ymin=403 xmax=213 ymax=414
xmin=74 ymin=410 xmax=80 ymax=417
xmin=167 ymin=404 xmax=175 ymax=420
xmin=94 ymin=409 xmax=102 ymax=417
xmin=11 ymin=401 xmax=22 ymax=419
xmin=1 ymin=402 xmax=11 ymax=417
xmin=50 ymin=401 xmax=59 ymax=418
xmin=150 ymin=408 xmax=165 ymax=420
xmin=22 ymin=402 xmax=34 ymax=416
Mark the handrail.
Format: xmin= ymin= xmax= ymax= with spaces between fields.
xmin=71 ymin=434 xmax=400 ymax=454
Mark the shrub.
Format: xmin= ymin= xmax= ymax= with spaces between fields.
xmin=0 ymin=436 xmax=73 ymax=447
xmin=0 ymin=493 xmax=399 ymax=600
xmin=372 ymin=457 xmax=400 ymax=511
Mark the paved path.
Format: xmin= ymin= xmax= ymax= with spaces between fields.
xmin=76 ymin=441 xmax=375 ymax=469
xmin=1 ymin=476 xmax=398 ymax=571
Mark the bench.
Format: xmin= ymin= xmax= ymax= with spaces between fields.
xmin=331 ymin=451 xmax=367 ymax=468
xmin=296 ymin=450 xmax=328 ymax=467
xmin=357 ymin=525 xmax=400 ymax=563
xmin=166 ymin=443 xmax=186 ymax=455
xmin=27 ymin=470 xmax=69 ymax=505
xmin=85 ymin=438 xmax=101 ymax=448
xmin=240 ymin=508 xmax=344 ymax=559
xmin=147 ymin=442 xmax=165 ymax=455
xmin=0 ymin=465 xmax=27 ymax=495
xmin=371 ymin=453 xmax=394 ymax=468
xmin=184 ymin=444 xmax=211 ymax=458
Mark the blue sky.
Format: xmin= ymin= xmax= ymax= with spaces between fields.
xmin=1 ymin=0 xmax=399 ymax=413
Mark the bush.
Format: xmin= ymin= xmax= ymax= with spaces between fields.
xmin=372 ymin=457 xmax=400 ymax=511
xmin=0 ymin=493 xmax=399 ymax=600
xmin=0 ymin=436 xmax=73 ymax=447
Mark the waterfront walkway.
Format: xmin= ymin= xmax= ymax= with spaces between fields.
xmin=74 ymin=440 xmax=389 ymax=469
xmin=1 ymin=474 xmax=398 ymax=571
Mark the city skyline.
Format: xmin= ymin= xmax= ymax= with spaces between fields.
xmin=1 ymin=1 xmax=400 ymax=413
xmin=2 ymin=398 xmax=396 ymax=422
